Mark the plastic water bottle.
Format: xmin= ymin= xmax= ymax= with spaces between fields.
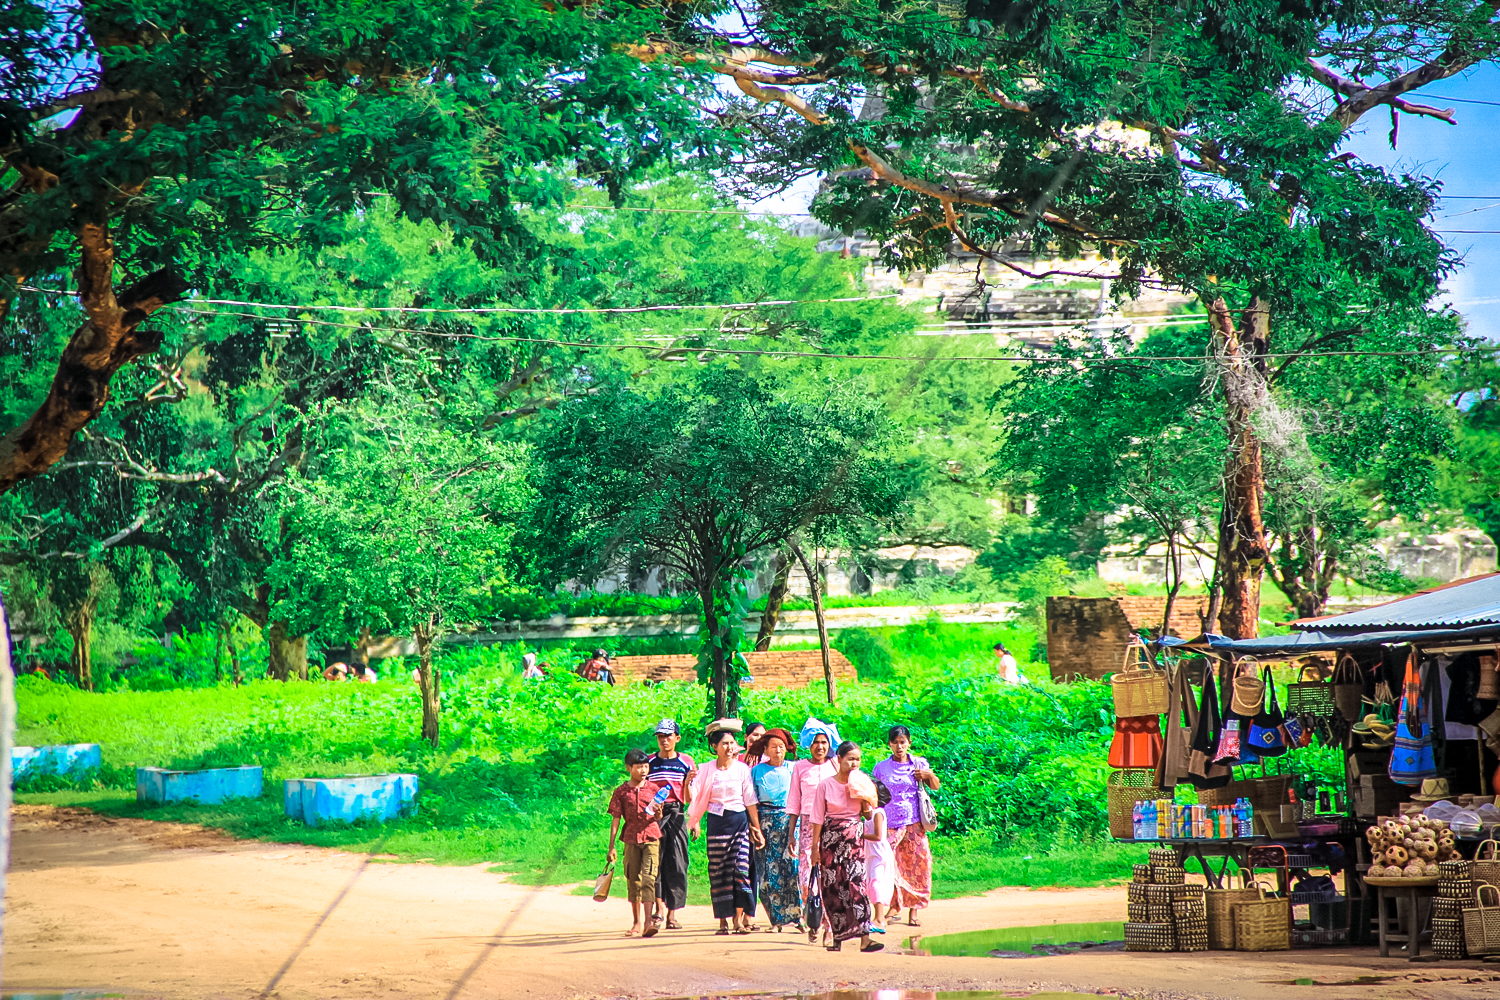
xmin=1133 ymin=801 xmax=1143 ymax=840
xmin=1147 ymin=800 xmax=1158 ymax=840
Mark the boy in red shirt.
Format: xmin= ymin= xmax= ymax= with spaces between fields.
xmin=607 ymin=748 xmax=665 ymax=937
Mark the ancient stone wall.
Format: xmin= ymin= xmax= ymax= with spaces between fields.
xmin=609 ymin=649 xmax=857 ymax=689
xmin=1045 ymin=595 xmax=1208 ymax=682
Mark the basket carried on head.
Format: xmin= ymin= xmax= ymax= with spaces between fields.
xmin=1233 ymin=886 xmax=1290 ymax=952
xmin=1107 ymin=769 xmax=1162 ymax=839
xmin=1206 ymin=883 xmax=1264 ymax=950
xmin=1112 ymin=640 xmax=1169 ymax=718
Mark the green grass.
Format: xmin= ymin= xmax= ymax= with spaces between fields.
xmin=15 ymin=617 xmax=1134 ymax=898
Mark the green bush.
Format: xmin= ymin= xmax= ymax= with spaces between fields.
xmin=834 ymin=627 xmax=894 ymax=680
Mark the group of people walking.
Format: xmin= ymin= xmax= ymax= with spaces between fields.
xmin=605 ymin=715 xmax=939 ymax=954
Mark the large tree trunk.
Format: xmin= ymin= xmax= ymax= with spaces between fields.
xmin=415 ymin=615 xmax=442 ymax=748
xmin=64 ymin=595 xmax=98 ymax=692
xmin=702 ymin=585 xmax=727 ymax=720
xmin=1269 ymin=520 xmax=1338 ymax=620
xmin=754 ymin=551 xmax=793 ymax=652
xmin=789 ymin=540 xmax=835 ymax=706
xmin=1208 ymin=296 xmax=1272 ymax=640
xmin=267 ymin=621 xmax=307 ymax=682
xmin=0 ymin=221 xmax=187 ymax=495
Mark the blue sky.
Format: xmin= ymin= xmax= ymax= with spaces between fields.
xmin=1339 ymin=63 xmax=1500 ymax=341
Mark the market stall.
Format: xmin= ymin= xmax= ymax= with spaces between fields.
xmin=1107 ymin=573 xmax=1500 ymax=958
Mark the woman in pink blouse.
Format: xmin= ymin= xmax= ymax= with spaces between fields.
xmin=786 ymin=731 xmax=836 ymax=935
xmin=809 ymin=741 xmax=882 ymax=953
xmin=688 ymin=728 xmax=766 ymax=934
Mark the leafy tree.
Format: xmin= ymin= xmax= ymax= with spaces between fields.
xmin=0 ymin=0 xmax=715 ymax=491
xmin=521 ymin=365 xmax=910 ymax=718
xmin=639 ymin=1 xmax=1498 ymax=635
xmin=266 ymin=415 xmax=527 ymax=746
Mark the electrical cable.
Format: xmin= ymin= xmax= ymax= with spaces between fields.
xmin=166 ymin=307 xmax=1496 ymax=365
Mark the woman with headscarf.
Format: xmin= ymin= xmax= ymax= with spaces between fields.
xmin=786 ymin=722 xmax=838 ymax=936
xmin=747 ymin=727 xmax=801 ymax=930
xmin=870 ymin=724 xmax=939 ymax=925
xmin=739 ymin=723 xmax=767 ymax=766
xmin=810 ymin=741 xmax=883 ymax=953
xmin=688 ymin=726 xmax=765 ymax=934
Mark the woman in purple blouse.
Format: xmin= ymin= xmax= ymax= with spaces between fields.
xmin=869 ymin=724 xmax=939 ymax=925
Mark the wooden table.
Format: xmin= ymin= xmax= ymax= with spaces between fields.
xmin=1368 ymin=879 xmax=1438 ymax=960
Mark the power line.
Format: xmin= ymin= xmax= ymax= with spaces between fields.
xmin=170 ymin=307 xmax=1495 ymax=365
xmin=1408 ymin=93 xmax=1500 ymax=108
xmin=17 ymin=284 xmax=900 ymax=315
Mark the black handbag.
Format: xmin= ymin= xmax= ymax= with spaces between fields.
xmin=1186 ymin=669 xmax=1232 ymax=790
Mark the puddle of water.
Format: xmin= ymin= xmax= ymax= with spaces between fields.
xmin=913 ymin=922 xmax=1126 ymax=958
xmin=1266 ymin=977 xmax=1398 ymax=987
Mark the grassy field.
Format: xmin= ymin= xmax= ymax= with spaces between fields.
xmin=16 ymin=620 xmax=1150 ymax=899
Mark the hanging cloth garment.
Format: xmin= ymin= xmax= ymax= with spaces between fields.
xmin=1155 ymin=665 xmax=1198 ymax=790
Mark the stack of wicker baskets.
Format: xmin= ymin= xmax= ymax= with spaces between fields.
xmin=1125 ymin=852 xmax=1207 ymax=952
xmin=1434 ymin=858 xmax=1473 ymax=959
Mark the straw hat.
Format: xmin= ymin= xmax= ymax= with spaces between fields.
xmin=1412 ymin=778 xmax=1452 ymax=803
xmin=1353 ymin=714 xmax=1395 ymax=748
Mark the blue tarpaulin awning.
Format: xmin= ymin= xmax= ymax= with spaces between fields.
xmin=1185 ymin=622 xmax=1500 ymax=655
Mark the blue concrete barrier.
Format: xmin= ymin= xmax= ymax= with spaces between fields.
xmin=12 ymin=743 xmax=102 ymax=780
xmin=136 ymin=765 xmax=263 ymax=805
xmin=283 ymin=774 xmax=419 ymax=827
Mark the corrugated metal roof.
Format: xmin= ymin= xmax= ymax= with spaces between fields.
xmin=1291 ymin=573 xmax=1500 ymax=631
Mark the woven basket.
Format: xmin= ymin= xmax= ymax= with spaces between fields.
xmin=1129 ymin=901 xmax=1174 ymax=922
xmin=1107 ymin=770 xmax=1162 ymax=839
xmin=1440 ymin=878 xmax=1475 ymax=901
xmin=1173 ymin=895 xmax=1208 ymax=921
xmin=1464 ymin=884 xmax=1500 ymax=957
xmin=1124 ymin=921 xmax=1176 ymax=952
xmin=1152 ymin=865 xmax=1187 ymax=885
xmin=1473 ymin=840 xmax=1500 ymax=889
xmin=1128 ymin=882 xmax=1175 ymax=904
xmin=1434 ymin=897 xmax=1462 ymax=920
xmin=1232 ymin=888 xmax=1290 ymax=952
xmin=1148 ymin=847 xmax=1178 ymax=866
xmin=1285 ymin=665 xmax=1336 ymax=717
xmin=1132 ymin=863 xmax=1152 ymax=883
xmin=1177 ymin=925 xmax=1208 ymax=952
xmin=1112 ymin=641 xmax=1169 ymax=718
xmin=1206 ymin=885 xmax=1262 ymax=950
xmin=1440 ymin=858 xmax=1474 ymax=880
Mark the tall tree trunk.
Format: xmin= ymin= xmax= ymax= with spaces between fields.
xmin=213 ymin=621 xmax=225 ymax=684
xmin=1208 ymin=296 xmax=1272 ymax=640
xmin=65 ymin=596 xmax=98 ymax=692
xmin=267 ymin=621 xmax=306 ymax=682
xmin=754 ymin=550 xmax=793 ymax=652
xmin=789 ymin=539 xmax=835 ymax=706
xmin=1160 ymin=529 xmax=1183 ymax=640
xmin=0 ymin=220 xmax=187 ymax=495
xmin=414 ymin=614 xmax=442 ymax=748
xmin=702 ymin=583 xmax=727 ymax=720
xmin=230 ymin=641 xmax=242 ymax=687
xmin=1269 ymin=519 xmax=1338 ymax=620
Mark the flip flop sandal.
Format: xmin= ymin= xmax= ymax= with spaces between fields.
xmin=861 ymin=941 xmax=885 ymax=953
xmin=869 ymin=926 xmax=886 ymax=934
xmin=716 ymin=927 xmax=731 ymax=935
xmin=642 ymin=923 xmax=659 ymax=938
xmin=666 ymin=919 xmax=683 ymax=930
xmin=734 ymin=927 xmax=752 ymax=935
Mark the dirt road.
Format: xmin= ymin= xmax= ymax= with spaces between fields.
xmin=6 ymin=805 xmax=1500 ymax=1000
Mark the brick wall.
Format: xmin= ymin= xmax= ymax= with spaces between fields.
xmin=1045 ymin=595 xmax=1208 ymax=683
xmin=610 ymin=649 xmax=858 ymax=689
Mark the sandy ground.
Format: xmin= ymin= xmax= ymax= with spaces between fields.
xmin=7 ymin=806 xmax=1500 ymax=1000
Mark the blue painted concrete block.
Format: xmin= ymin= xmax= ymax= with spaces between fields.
xmin=12 ymin=743 xmax=102 ymax=780
xmin=136 ymin=765 xmax=263 ymax=805
xmin=283 ymin=774 xmax=419 ymax=827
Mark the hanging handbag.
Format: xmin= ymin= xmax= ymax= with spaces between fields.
xmin=1284 ymin=663 xmax=1335 ymax=718
xmin=1247 ymin=667 xmax=1288 ymax=757
xmin=1390 ymin=651 xmax=1436 ymax=787
xmin=1230 ymin=659 xmax=1266 ymax=717
xmin=1111 ymin=639 xmax=1170 ymax=718
xmin=1331 ymin=654 xmax=1363 ymax=723
xmin=1187 ymin=668 xmax=1233 ymax=790
xmin=1109 ymin=715 xmax=1164 ymax=769
xmin=806 ymin=864 xmax=824 ymax=931
xmin=1156 ymin=665 xmax=1197 ymax=790
xmin=917 ymin=781 xmax=939 ymax=833
xmin=592 ymin=861 xmax=615 ymax=902
xmin=1480 ymin=654 xmax=1500 ymax=701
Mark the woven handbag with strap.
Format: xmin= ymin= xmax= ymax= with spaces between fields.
xmin=1112 ymin=639 xmax=1169 ymax=718
xmin=592 ymin=861 xmax=614 ymax=902
xmin=1474 ymin=840 xmax=1500 ymax=889
xmin=1464 ymin=883 xmax=1500 ymax=957
xmin=1331 ymin=654 xmax=1363 ymax=723
xmin=1230 ymin=659 xmax=1266 ymax=717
